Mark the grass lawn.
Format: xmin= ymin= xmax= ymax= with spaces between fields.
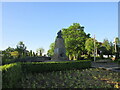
xmin=17 ymin=68 xmax=119 ymax=88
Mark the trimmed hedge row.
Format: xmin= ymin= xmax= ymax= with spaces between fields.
xmin=0 ymin=63 xmax=22 ymax=88
xmin=22 ymin=60 xmax=91 ymax=73
xmin=1 ymin=60 xmax=91 ymax=88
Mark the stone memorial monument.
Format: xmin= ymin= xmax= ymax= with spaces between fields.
xmin=52 ymin=30 xmax=68 ymax=61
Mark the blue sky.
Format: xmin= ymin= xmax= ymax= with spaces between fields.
xmin=2 ymin=2 xmax=118 ymax=54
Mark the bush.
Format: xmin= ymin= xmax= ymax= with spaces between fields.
xmin=21 ymin=60 xmax=91 ymax=73
xmin=2 ymin=58 xmax=15 ymax=64
xmin=0 ymin=60 xmax=91 ymax=88
xmin=1 ymin=62 xmax=22 ymax=88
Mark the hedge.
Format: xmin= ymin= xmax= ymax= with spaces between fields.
xmin=22 ymin=60 xmax=91 ymax=73
xmin=0 ymin=63 xmax=22 ymax=88
xmin=1 ymin=60 xmax=91 ymax=88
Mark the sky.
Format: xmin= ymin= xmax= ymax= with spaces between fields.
xmin=1 ymin=2 xmax=118 ymax=54
xmin=118 ymin=1 xmax=120 ymax=38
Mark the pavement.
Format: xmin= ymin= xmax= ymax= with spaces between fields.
xmin=91 ymin=60 xmax=120 ymax=72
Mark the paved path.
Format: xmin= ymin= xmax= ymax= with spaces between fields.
xmin=91 ymin=60 xmax=120 ymax=72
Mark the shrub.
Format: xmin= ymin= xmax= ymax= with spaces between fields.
xmin=1 ymin=62 xmax=22 ymax=88
xmin=0 ymin=60 xmax=91 ymax=88
xmin=21 ymin=60 xmax=91 ymax=73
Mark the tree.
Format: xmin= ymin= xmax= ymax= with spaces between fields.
xmin=16 ymin=41 xmax=27 ymax=58
xmin=3 ymin=47 xmax=14 ymax=59
xmin=102 ymin=39 xmax=111 ymax=57
xmin=85 ymin=38 xmax=99 ymax=58
xmin=29 ymin=50 xmax=33 ymax=57
xmin=85 ymin=38 xmax=94 ymax=57
xmin=36 ymin=48 xmax=45 ymax=56
xmin=10 ymin=51 xmax=19 ymax=58
xmin=0 ymin=50 xmax=2 ymax=57
xmin=47 ymin=43 xmax=55 ymax=57
xmin=62 ymin=23 xmax=90 ymax=60
xmin=2 ymin=47 xmax=15 ymax=63
xmin=33 ymin=52 xmax=36 ymax=57
xmin=109 ymin=41 xmax=115 ymax=57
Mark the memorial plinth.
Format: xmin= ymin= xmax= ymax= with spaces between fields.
xmin=52 ymin=30 xmax=68 ymax=61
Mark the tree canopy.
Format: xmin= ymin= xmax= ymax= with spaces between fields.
xmin=46 ymin=23 xmax=90 ymax=60
xmin=36 ymin=48 xmax=45 ymax=56
xmin=47 ymin=43 xmax=55 ymax=57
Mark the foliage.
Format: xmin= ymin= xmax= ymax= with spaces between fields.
xmin=99 ymin=39 xmax=111 ymax=58
xmin=10 ymin=51 xmax=19 ymax=58
xmin=2 ymin=41 xmax=29 ymax=64
xmin=36 ymin=48 xmax=45 ymax=56
xmin=1 ymin=61 xmax=119 ymax=88
xmin=62 ymin=23 xmax=90 ymax=60
xmin=2 ymin=47 xmax=15 ymax=63
xmin=29 ymin=50 xmax=33 ymax=57
xmin=109 ymin=41 xmax=115 ymax=55
xmin=85 ymin=38 xmax=99 ymax=57
xmin=85 ymin=38 xmax=94 ymax=54
xmin=102 ymin=39 xmax=111 ymax=51
xmin=22 ymin=60 xmax=91 ymax=73
xmin=18 ymin=68 xmax=119 ymax=88
xmin=16 ymin=41 xmax=27 ymax=58
xmin=47 ymin=43 xmax=55 ymax=57
xmin=114 ymin=37 xmax=120 ymax=45
xmin=1 ymin=63 xmax=22 ymax=88
xmin=2 ymin=47 xmax=14 ymax=59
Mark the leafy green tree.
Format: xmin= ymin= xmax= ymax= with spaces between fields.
xmin=62 ymin=23 xmax=90 ymax=60
xmin=10 ymin=51 xmax=19 ymax=58
xmin=16 ymin=41 xmax=27 ymax=58
xmin=36 ymin=48 xmax=45 ymax=56
xmin=85 ymin=38 xmax=99 ymax=58
xmin=47 ymin=43 xmax=55 ymax=57
xmin=33 ymin=52 xmax=36 ymax=57
xmin=0 ymin=50 xmax=2 ymax=57
xmin=99 ymin=46 xmax=105 ymax=59
xmin=2 ymin=47 xmax=15 ymax=63
xmin=102 ymin=39 xmax=111 ymax=57
xmin=3 ymin=47 xmax=14 ymax=59
xmin=109 ymin=41 xmax=115 ymax=57
xmin=29 ymin=50 xmax=33 ymax=57
xmin=85 ymin=38 xmax=94 ymax=57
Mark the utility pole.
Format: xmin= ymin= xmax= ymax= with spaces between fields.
xmin=114 ymin=38 xmax=117 ymax=53
xmin=94 ymin=35 xmax=96 ymax=62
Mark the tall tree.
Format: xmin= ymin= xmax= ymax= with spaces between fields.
xmin=85 ymin=38 xmax=94 ymax=58
xmin=36 ymin=48 xmax=45 ymax=56
xmin=2 ymin=47 xmax=15 ymax=63
xmin=29 ymin=50 xmax=33 ymax=57
xmin=47 ymin=43 xmax=55 ymax=57
xmin=102 ymin=39 xmax=111 ymax=57
xmin=3 ymin=47 xmax=14 ymax=58
xmin=62 ymin=23 xmax=90 ymax=60
xmin=16 ymin=41 xmax=27 ymax=58
xmin=109 ymin=41 xmax=115 ymax=57
xmin=85 ymin=38 xmax=99 ymax=58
